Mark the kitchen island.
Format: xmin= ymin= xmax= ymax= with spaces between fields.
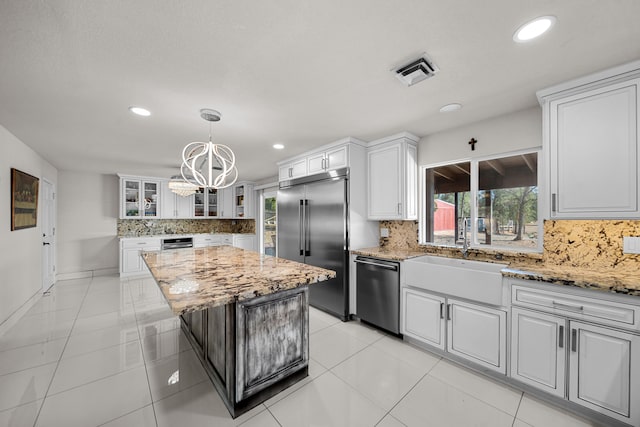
xmin=141 ymin=245 xmax=335 ymax=418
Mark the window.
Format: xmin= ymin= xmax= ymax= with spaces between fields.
xmin=260 ymin=189 xmax=277 ymax=256
xmin=422 ymin=151 xmax=540 ymax=251
xmin=424 ymin=161 xmax=470 ymax=246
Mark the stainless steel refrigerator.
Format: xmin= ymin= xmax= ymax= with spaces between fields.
xmin=277 ymin=168 xmax=349 ymax=320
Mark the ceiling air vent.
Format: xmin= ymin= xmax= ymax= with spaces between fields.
xmin=394 ymin=55 xmax=439 ymax=86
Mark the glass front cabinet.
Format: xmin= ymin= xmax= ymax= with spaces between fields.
xmin=194 ymin=187 xmax=224 ymax=218
xmin=119 ymin=176 xmax=160 ymax=219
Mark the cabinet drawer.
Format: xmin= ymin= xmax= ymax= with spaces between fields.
xmin=512 ymin=285 xmax=639 ymax=330
xmin=121 ymin=237 xmax=161 ymax=249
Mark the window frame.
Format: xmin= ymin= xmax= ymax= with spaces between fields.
xmin=419 ymin=148 xmax=543 ymax=253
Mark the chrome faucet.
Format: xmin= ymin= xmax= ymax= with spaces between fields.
xmin=462 ymin=217 xmax=469 ymax=258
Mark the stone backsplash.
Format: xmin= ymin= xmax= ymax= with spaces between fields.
xmin=379 ymin=220 xmax=420 ymax=250
xmin=544 ymin=220 xmax=640 ymax=272
xmin=379 ymin=219 xmax=640 ymax=270
xmin=118 ymin=219 xmax=255 ymax=237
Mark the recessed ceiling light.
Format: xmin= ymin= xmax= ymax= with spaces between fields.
xmin=513 ymin=16 xmax=556 ymax=42
xmin=439 ymin=103 xmax=462 ymax=113
xmin=273 ymin=143 xmax=285 ymax=150
xmin=129 ymin=106 xmax=151 ymax=116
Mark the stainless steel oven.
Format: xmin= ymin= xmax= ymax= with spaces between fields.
xmin=355 ymin=256 xmax=400 ymax=335
xmin=161 ymin=237 xmax=193 ymax=250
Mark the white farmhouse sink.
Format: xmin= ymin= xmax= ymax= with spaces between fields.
xmin=403 ymin=255 xmax=506 ymax=306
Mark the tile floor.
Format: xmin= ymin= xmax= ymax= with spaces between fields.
xmin=0 ymin=275 xmax=602 ymax=427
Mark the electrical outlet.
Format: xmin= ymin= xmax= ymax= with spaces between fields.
xmin=380 ymin=228 xmax=389 ymax=238
xmin=623 ymin=236 xmax=640 ymax=254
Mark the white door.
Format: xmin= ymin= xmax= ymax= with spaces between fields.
xmin=368 ymin=143 xmax=402 ymax=219
xmin=176 ymin=193 xmax=194 ymax=218
xmin=41 ymin=179 xmax=55 ymax=292
xmin=550 ymin=80 xmax=639 ymax=218
xmin=511 ymin=307 xmax=566 ymax=398
xmin=307 ymin=152 xmax=325 ymax=175
xmin=446 ymin=299 xmax=506 ymax=374
xmin=569 ymin=321 xmax=640 ymax=425
xmin=401 ymin=288 xmax=445 ymax=350
xmin=326 ymin=145 xmax=349 ymax=170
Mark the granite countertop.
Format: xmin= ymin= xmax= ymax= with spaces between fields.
xmin=119 ymin=232 xmax=235 ymax=239
xmin=503 ymin=263 xmax=640 ymax=296
xmin=351 ymin=246 xmax=639 ymax=297
xmin=351 ymin=247 xmax=427 ymax=261
xmin=141 ymin=246 xmax=336 ymax=314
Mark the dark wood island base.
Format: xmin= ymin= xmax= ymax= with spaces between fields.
xmin=180 ymin=286 xmax=310 ymax=418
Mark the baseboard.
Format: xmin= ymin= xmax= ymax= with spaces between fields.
xmin=93 ymin=267 xmax=119 ymax=277
xmin=56 ymin=267 xmax=119 ymax=281
xmin=0 ymin=290 xmax=41 ymax=337
xmin=56 ymin=271 xmax=93 ymax=281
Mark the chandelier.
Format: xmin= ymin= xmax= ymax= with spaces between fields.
xmin=168 ymin=175 xmax=198 ymax=197
xmin=180 ymin=109 xmax=238 ymax=189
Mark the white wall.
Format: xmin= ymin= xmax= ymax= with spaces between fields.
xmin=418 ymin=106 xmax=542 ymax=165
xmin=0 ymin=125 xmax=57 ymax=327
xmin=57 ymin=171 xmax=119 ymax=277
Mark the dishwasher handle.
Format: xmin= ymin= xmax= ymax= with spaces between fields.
xmin=354 ymin=257 xmax=399 ymax=271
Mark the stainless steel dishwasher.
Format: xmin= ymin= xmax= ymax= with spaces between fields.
xmin=355 ymin=256 xmax=400 ymax=335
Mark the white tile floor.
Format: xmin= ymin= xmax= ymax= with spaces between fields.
xmin=0 ymin=276 xmax=602 ymax=427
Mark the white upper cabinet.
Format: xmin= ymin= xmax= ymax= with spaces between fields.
xmin=233 ymin=182 xmax=255 ymax=219
xmin=307 ymin=145 xmax=349 ymax=175
xmin=160 ymin=180 xmax=193 ymax=219
xmin=367 ymin=133 xmax=418 ymax=220
xmin=277 ymin=138 xmax=362 ymax=182
xmin=192 ymin=187 xmax=236 ymax=219
xmin=538 ymin=61 xmax=640 ymax=219
xmin=119 ymin=175 xmax=160 ymax=219
xmin=279 ymin=158 xmax=307 ymax=181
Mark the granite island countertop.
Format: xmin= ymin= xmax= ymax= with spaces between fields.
xmin=141 ymin=246 xmax=336 ymax=314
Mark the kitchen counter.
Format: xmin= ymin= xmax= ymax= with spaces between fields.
xmin=504 ymin=263 xmax=640 ymax=296
xmin=141 ymin=245 xmax=335 ymax=418
xmin=352 ymin=246 xmax=639 ymax=297
xmin=351 ymin=246 xmax=427 ymax=261
xmin=141 ymin=245 xmax=335 ymax=314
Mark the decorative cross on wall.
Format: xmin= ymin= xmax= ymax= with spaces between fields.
xmin=468 ymin=138 xmax=477 ymax=151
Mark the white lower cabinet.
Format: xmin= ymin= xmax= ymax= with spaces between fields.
xmin=402 ymin=288 xmax=506 ymax=374
xmin=232 ymin=234 xmax=257 ymax=252
xmin=402 ymin=288 xmax=445 ymax=350
xmin=511 ymin=307 xmax=566 ymax=398
xmin=120 ymin=238 xmax=160 ymax=277
xmin=447 ymin=299 xmax=506 ymax=374
xmin=570 ymin=321 xmax=639 ymax=425
xmin=511 ymin=300 xmax=640 ymax=425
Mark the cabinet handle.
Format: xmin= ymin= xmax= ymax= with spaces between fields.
xmin=551 ymin=193 xmax=557 ymax=212
xmin=552 ymin=301 xmax=584 ymax=312
xmin=439 ymin=302 xmax=444 ymax=319
xmin=571 ymin=328 xmax=577 ymax=352
xmin=137 ymin=242 xmax=147 ymax=245
xmin=289 ymin=167 xmax=293 ymax=178
xmin=558 ymin=325 xmax=564 ymax=348
xmin=446 ymin=304 xmax=451 ymax=321
xmin=397 ymin=203 xmax=402 ymax=215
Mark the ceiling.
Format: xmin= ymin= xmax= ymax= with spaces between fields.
xmin=1 ymin=1 xmax=639 ymax=182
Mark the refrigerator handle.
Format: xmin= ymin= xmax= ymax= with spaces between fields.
xmin=304 ymin=199 xmax=311 ymax=256
xmin=299 ymin=200 xmax=304 ymax=256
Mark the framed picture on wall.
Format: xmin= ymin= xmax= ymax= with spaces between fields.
xmin=11 ymin=168 xmax=39 ymax=230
